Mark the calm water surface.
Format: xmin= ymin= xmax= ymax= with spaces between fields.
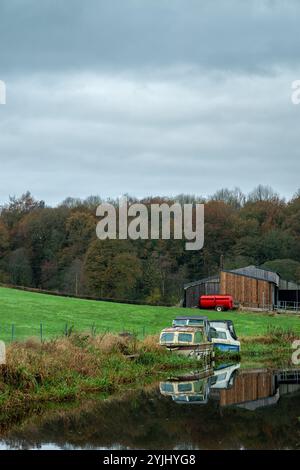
xmin=1 ymin=364 xmax=300 ymax=450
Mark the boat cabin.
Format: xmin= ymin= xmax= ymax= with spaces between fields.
xmin=209 ymin=320 xmax=238 ymax=340
xmin=159 ymin=326 xmax=214 ymax=359
xmin=209 ymin=320 xmax=240 ymax=352
xmin=160 ymin=326 xmax=208 ymax=346
xmin=172 ymin=316 xmax=216 ymax=339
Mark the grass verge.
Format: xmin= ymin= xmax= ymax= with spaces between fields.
xmin=238 ymin=325 xmax=299 ymax=368
xmin=0 ymin=327 xmax=298 ymax=428
xmin=0 ymin=333 xmax=199 ymax=425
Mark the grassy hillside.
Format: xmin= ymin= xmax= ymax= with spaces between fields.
xmin=0 ymin=286 xmax=300 ymax=343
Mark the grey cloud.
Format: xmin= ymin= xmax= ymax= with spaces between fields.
xmin=0 ymin=0 xmax=300 ymax=76
xmin=0 ymin=1 xmax=300 ymax=204
xmin=0 ymin=68 xmax=299 ymax=204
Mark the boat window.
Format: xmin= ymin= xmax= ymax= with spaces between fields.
xmin=208 ymin=327 xmax=218 ymax=339
xmin=178 ymin=383 xmax=193 ymax=392
xmin=188 ymin=319 xmax=205 ymax=326
xmin=194 ymin=331 xmax=204 ymax=343
xmin=173 ymin=319 xmax=187 ymax=327
xmin=160 ymin=383 xmax=174 ymax=393
xmin=174 ymin=396 xmax=189 ymax=402
xmin=160 ymin=333 xmax=175 ymax=343
xmin=188 ymin=396 xmax=204 ymax=402
xmin=216 ymin=331 xmax=227 ymax=340
xmin=216 ymin=373 xmax=227 ymax=381
xmin=193 ymin=381 xmax=204 ymax=393
xmin=178 ymin=333 xmax=193 ymax=343
xmin=229 ymin=325 xmax=238 ymax=340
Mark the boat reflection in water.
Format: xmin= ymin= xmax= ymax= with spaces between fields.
xmin=159 ymin=364 xmax=215 ymax=405
xmin=160 ymin=365 xmax=300 ymax=410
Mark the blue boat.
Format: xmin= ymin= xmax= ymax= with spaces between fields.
xmin=209 ymin=320 xmax=241 ymax=353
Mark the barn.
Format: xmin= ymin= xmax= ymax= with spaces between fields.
xmin=183 ymin=265 xmax=300 ymax=311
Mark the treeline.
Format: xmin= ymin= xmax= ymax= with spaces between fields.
xmin=1 ymin=185 xmax=300 ymax=305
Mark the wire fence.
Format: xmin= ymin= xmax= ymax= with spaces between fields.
xmin=0 ymin=323 xmax=150 ymax=344
xmin=240 ymin=302 xmax=300 ymax=314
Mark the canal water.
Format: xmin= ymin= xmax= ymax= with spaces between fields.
xmin=0 ymin=365 xmax=300 ymax=450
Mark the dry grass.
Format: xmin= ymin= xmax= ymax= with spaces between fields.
xmin=0 ymin=333 xmax=191 ymax=420
xmin=91 ymin=333 xmax=132 ymax=354
xmin=241 ymin=325 xmax=299 ymax=346
xmin=4 ymin=333 xmax=142 ymax=384
xmin=240 ymin=335 xmax=274 ymax=345
xmin=137 ymin=335 xmax=161 ymax=353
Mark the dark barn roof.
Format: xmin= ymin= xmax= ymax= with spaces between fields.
xmin=184 ymin=275 xmax=219 ymax=289
xmin=184 ymin=265 xmax=281 ymax=290
xmin=228 ymin=265 xmax=280 ymax=286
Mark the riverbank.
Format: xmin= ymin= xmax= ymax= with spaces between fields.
xmin=0 ymin=334 xmax=201 ymax=425
xmin=0 ymin=340 xmax=299 ymax=449
xmin=211 ymin=326 xmax=299 ymax=367
xmin=0 ymin=328 xmax=298 ymax=425
xmin=239 ymin=326 xmax=299 ymax=368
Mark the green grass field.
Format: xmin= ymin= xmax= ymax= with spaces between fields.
xmin=0 ymin=286 xmax=299 ymax=343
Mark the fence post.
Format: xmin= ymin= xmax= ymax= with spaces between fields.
xmin=40 ymin=323 xmax=43 ymax=342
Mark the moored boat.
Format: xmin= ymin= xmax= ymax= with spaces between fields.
xmin=159 ymin=326 xmax=214 ymax=360
xmin=170 ymin=316 xmax=241 ymax=353
xmin=209 ymin=320 xmax=241 ymax=353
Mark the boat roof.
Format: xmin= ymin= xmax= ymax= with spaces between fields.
xmin=161 ymin=326 xmax=205 ymax=333
xmin=174 ymin=316 xmax=208 ymax=321
xmin=209 ymin=320 xmax=234 ymax=325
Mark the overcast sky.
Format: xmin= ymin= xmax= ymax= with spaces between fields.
xmin=0 ymin=0 xmax=299 ymax=205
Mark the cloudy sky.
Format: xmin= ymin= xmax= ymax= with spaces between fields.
xmin=0 ymin=0 xmax=299 ymax=205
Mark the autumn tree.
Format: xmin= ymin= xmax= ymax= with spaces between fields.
xmin=84 ymin=239 xmax=140 ymax=299
xmin=8 ymin=248 xmax=32 ymax=286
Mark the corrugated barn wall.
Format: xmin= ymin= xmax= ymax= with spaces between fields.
xmin=220 ymin=271 xmax=275 ymax=309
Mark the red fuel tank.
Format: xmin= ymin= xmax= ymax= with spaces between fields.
xmin=199 ymin=295 xmax=233 ymax=311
